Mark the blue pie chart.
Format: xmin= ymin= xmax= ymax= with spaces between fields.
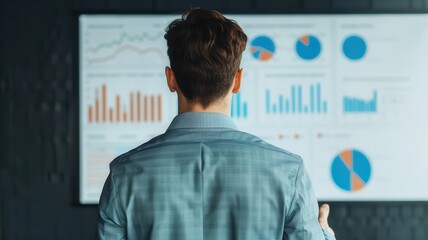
xmin=295 ymin=35 xmax=321 ymax=60
xmin=343 ymin=35 xmax=367 ymax=61
xmin=331 ymin=149 xmax=371 ymax=192
xmin=250 ymin=36 xmax=276 ymax=61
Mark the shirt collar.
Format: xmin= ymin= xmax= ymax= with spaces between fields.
xmin=167 ymin=112 xmax=238 ymax=131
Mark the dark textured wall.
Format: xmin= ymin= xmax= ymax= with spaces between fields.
xmin=1 ymin=0 xmax=428 ymax=239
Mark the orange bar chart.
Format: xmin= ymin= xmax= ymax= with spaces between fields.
xmin=102 ymin=85 xmax=107 ymax=122
xmin=87 ymin=84 xmax=163 ymax=124
xmin=88 ymin=106 xmax=93 ymax=123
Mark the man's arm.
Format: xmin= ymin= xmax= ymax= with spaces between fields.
xmin=97 ymin=172 xmax=126 ymax=240
xmin=283 ymin=160 xmax=336 ymax=240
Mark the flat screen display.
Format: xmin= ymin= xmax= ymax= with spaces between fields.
xmin=79 ymin=14 xmax=428 ymax=204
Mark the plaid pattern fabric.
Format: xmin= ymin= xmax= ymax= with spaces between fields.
xmin=98 ymin=112 xmax=334 ymax=240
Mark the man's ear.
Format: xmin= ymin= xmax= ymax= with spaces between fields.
xmin=232 ymin=68 xmax=243 ymax=93
xmin=165 ymin=66 xmax=177 ymax=93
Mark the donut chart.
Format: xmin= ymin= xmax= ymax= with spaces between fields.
xmin=331 ymin=149 xmax=371 ymax=192
xmin=250 ymin=35 xmax=275 ymax=61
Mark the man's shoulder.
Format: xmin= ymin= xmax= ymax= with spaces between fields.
xmin=109 ymin=129 xmax=303 ymax=171
xmin=108 ymin=132 xmax=169 ymax=168
xmin=222 ymin=129 xmax=302 ymax=159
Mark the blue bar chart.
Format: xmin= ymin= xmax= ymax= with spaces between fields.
xmin=343 ymin=91 xmax=377 ymax=113
xmin=231 ymin=92 xmax=248 ymax=118
xmin=265 ymin=83 xmax=327 ymax=115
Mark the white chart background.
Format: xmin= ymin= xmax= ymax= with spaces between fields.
xmin=79 ymin=14 xmax=428 ymax=204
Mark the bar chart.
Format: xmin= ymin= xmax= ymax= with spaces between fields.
xmin=343 ymin=91 xmax=377 ymax=113
xmin=231 ymin=92 xmax=248 ymax=119
xmin=265 ymin=83 xmax=328 ymax=115
xmin=87 ymin=84 xmax=163 ymax=124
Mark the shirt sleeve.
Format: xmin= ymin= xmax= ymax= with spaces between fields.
xmin=97 ymin=172 xmax=126 ymax=240
xmin=322 ymin=228 xmax=336 ymax=240
xmin=283 ymin=159 xmax=336 ymax=240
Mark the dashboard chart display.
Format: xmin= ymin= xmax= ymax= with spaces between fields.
xmin=79 ymin=14 xmax=428 ymax=203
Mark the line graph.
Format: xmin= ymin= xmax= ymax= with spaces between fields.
xmin=87 ymin=44 xmax=166 ymax=65
xmin=87 ymin=32 xmax=164 ymax=53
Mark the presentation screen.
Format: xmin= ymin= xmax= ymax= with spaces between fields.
xmin=79 ymin=14 xmax=428 ymax=204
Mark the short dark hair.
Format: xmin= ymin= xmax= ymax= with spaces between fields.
xmin=164 ymin=8 xmax=247 ymax=108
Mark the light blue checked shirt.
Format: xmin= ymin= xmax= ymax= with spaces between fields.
xmin=98 ymin=112 xmax=335 ymax=240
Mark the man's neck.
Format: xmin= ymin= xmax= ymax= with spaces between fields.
xmin=177 ymin=96 xmax=231 ymax=116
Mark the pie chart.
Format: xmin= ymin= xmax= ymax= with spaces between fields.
xmin=331 ymin=149 xmax=371 ymax=192
xmin=295 ymin=35 xmax=321 ymax=60
xmin=343 ymin=35 xmax=367 ymax=60
xmin=250 ymin=36 xmax=275 ymax=61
